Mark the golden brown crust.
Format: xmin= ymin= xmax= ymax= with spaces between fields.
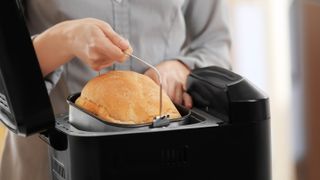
xmin=75 ymin=70 xmax=181 ymax=124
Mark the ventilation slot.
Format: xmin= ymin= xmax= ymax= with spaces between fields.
xmin=0 ymin=93 xmax=10 ymax=113
xmin=52 ymin=158 xmax=65 ymax=179
xmin=52 ymin=175 xmax=59 ymax=180
xmin=161 ymin=145 xmax=189 ymax=167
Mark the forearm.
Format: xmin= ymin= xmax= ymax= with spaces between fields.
xmin=33 ymin=22 xmax=74 ymax=76
xmin=32 ymin=18 xmax=131 ymax=76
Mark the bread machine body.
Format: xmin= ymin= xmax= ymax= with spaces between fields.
xmin=47 ymin=66 xmax=271 ymax=180
xmin=48 ymin=116 xmax=270 ymax=180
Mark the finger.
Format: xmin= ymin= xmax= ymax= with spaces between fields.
xmin=162 ymin=80 xmax=168 ymax=95
xmin=118 ymin=46 xmax=133 ymax=63
xmin=174 ymin=83 xmax=183 ymax=105
xmin=99 ymin=36 xmax=128 ymax=62
xmin=94 ymin=21 xmax=131 ymax=62
xmin=144 ymin=69 xmax=160 ymax=84
xmin=98 ymin=61 xmax=115 ymax=70
xmin=183 ymin=92 xmax=193 ymax=109
xmin=95 ymin=21 xmax=130 ymax=50
xmin=87 ymin=57 xmax=110 ymax=71
xmin=182 ymin=81 xmax=188 ymax=92
xmin=90 ymin=64 xmax=101 ymax=71
xmin=166 ymin=79 xmax=175 ymax=101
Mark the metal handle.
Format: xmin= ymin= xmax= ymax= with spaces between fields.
xmin=124 ymin=52 xmax=163 ymax=117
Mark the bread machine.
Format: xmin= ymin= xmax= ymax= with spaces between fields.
xmin=0 ymin=0 xmax=271 ymax=180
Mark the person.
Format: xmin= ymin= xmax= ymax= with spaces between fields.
xmin=0 ymin=0 xmax=231 ymax=179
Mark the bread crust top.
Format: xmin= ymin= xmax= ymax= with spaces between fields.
xmin=75 ymin=70 xmax=181 ymax=124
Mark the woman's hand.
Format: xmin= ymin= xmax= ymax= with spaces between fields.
xmin=144 ymin=60 xmax=193 ymax=109
xmin=63 ymin=18 xmax=132 ymax=70
xmin=33 ymin=18 xmax=132 ymax=76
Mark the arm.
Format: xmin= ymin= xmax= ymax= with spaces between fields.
xmin=145 ymin=0 xmax=231 ymax=108
xmin=33 ymin=18 xmax=132 ymax=76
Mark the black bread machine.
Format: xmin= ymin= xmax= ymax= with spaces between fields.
xmin=0 ymin=0 xmax=271 ymax=179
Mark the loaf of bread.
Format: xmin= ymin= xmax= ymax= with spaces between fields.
xmin=75 ymin=70 xmax=181 ymax=124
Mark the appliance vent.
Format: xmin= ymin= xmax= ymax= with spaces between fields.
xmin=52 ymin=175 xmax=59 ymax=180
xmin=0 ymin=93 xmax=10 ymax=113
xmin=161 ymin=145 xmax=189 ymax=167
xmin=52 ymin=158 xmax=65 ymax=179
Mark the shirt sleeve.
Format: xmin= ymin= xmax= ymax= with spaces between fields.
xmin=44 ymin=66 xmax=63 ymax=94
xmin=175 ymin=0 xmax=232 ymax=70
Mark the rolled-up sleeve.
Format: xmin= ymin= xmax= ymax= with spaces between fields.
xmin=44 ymin=66 xmax=63 ymax=94
xmin=176 ymin=0 xmax=232 ymax=70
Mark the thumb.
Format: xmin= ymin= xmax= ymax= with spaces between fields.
xmin=95 ymin=21 xmax=130 ymax=50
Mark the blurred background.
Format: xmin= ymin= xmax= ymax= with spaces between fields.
xmin=227 ymin=0 xmax=319 ymax=180
xmin=0 ymin=0 xmax=319 ymax=180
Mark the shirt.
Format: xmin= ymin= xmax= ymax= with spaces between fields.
xmin=0 ymin=0 xmax=231 ymax=180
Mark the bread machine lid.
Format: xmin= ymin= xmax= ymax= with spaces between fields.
xmin=0 ymin=0 xmax=55 ymax=136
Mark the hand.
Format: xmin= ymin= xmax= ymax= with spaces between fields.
xmin=144 ymin=60 xmax=193 ymax=109
xmin=34 ymin=18 xmax=132 ymax=75
xmin=62 ymin=18 xmax=132 ymax=70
